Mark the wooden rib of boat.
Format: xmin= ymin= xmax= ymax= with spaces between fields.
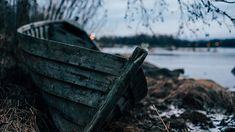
xmin=17 ymin=20 xmax=148 ymax=132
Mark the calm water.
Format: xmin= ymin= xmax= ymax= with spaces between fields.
xmin=102 ymin=47 xmax=235 ymax=90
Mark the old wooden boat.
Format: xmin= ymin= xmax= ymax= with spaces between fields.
xmin=17 ymin=20 xmax=148 ymax=132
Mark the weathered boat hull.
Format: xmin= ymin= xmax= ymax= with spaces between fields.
xmin=17 ymin=20 xmax=147 ymax=132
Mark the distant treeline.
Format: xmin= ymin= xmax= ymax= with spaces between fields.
xmin=97 ymin=34 xmax=235 ymax=47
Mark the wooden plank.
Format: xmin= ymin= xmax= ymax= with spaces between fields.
xmin=23 ymin=51 xmax=114 ymax=92
xmin=43 ymin=25 xmax=49 ymax=39
xmin=31 ymin=73 xmax=106 ymax=108
xmin=38 ymin=26 xmax=44 ymax=39
xmin=129 ymin=68 xmax=147 ymax=103
xmin=30 ymin=29 xmax=35 ymax=37
xmin=49 ymin=23 xmax=97 ymax=50
xmin=50 ymin=25 xmax=84 ymax=45
xmin=63 ymin=21 xmax=99 ymax=50
xmin=18 ymin=34 xmax=127 ymax=76
xmin=42 ymin=92 xmax=97 ymax=127
xmin=34 ymin=27 xmax=38 ymax=38
xmin=27 ymin=30 xmax=31 ymax=36
xmin=32 ymin=27 xmax=38 ymax=38
xmin=28 ymin=29 xmax=32 ymax=36
xmin=84 ymin=47 xmax=148 ymax=131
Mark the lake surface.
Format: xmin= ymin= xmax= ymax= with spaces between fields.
xmin=102 ymin=47 xmax=235 ymax=90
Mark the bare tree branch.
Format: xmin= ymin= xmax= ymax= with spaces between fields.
xmin=124 ymin=0 xmax=235 ymax=37
xmin=214 ymin=0 xmax=235 ymax=4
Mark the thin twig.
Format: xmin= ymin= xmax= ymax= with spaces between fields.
xmin=151 ymin=105 xmax=169 ymax=132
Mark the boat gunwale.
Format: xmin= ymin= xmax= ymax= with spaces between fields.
xmin=17 ymin=20 xmax=128 ymax=62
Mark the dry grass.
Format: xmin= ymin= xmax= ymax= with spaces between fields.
xmin=0 ymin=75 xmax=52 ymax=132
xmin=0 ymin=80 xmax=38 ymax=132
xmin=104 ymin=96 xmax=170 ymax=132
xmin=0 ymin=99 xmax=39 ymax=132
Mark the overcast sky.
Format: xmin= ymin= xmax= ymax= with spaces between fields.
xmin=97 ymin=0 xmax=235 ymax=40
xmin=37 ymin=0 xmax=235 ymax=40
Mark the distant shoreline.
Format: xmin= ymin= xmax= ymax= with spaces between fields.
xmin=97 ymin=34 xmax=235 ymax=48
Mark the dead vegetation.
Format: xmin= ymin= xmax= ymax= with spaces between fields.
xmin=0 ymin=99 xmax=38 ymax=132
xmin=104 ymin=100 xmax=169 ymax=132
xmin=148 ymin=77 xmax=235 ymax=112
xmin=0 ymin=78 xmax=38 ymax=132
xmin=0 ymin=66 xmax=56 ymax=132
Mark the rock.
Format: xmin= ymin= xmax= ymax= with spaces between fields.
xmin=143 ymin=62 xmax=184 ymax=79
xmin=232 ymin=67 xmax=235 ymax=76
xmin=172 ymin=69 xmax=184 ymax=77
xmin=180 ymin=110 xmax=214 ymax=128
xmin=167 ymin=117 xmax=187 ymax=130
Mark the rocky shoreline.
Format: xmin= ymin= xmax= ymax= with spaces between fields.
xmin=105 ymin=62 xmax=235 ymax=132
xmin=0 ymin=62 xmax=235 ymax=131
xmin=232 ymin=67 xmax=235 ymax=76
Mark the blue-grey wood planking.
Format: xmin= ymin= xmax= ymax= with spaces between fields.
xmin=17 ymin=20 xmax=148 ymax=132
